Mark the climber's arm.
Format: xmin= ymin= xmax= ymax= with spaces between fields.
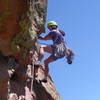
xmin=38 ymin=34 xmax=52 ymax=40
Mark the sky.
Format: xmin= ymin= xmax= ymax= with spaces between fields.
xmin=39 ymin=0 xmax=100 ymax=100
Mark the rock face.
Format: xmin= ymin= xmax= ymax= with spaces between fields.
xmin=0 ymin=0 xmax=47 ymax=65
xmin=0 ymin=0 xmax=62 ymax=100
xmin=0 ymin=55 xmax=62 ymax=100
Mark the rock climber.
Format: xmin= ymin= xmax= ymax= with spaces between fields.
xmin=38 ymin=21 xmax=74 ymax=82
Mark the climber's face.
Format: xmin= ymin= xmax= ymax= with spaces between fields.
xmin=48 ymin=25 xmax=58 ymax=31
xmin=48 ymin=26 xmax=52 ymax=31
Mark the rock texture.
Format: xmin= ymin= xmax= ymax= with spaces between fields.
xmin=0 ymin=56 xmax=62 ymax=100
xmin=0 ymin=0 xmax=47 ymax=65
xmin=0 ymin=0 xmax=62 ymax=100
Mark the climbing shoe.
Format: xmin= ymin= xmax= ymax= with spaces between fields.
xmin=67 ymin=49 xmax=74 ymax=64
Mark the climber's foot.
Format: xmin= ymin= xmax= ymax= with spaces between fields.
xmin=67 ymin=49 xmax=74 ymax=64
xmin=67 ymin=59 xmax=72 ymax=64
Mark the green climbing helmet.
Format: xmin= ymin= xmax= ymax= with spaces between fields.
xmin=47 ymin=21 xmax=58 ymax=28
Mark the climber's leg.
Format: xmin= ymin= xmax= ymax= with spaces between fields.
xmin=40 ymin=55 xmax=56 ymax=83
xmin=44 ymin=56 xmax=55 ymax=76
xmin=38 ymin=45 xmax=52 ymax=61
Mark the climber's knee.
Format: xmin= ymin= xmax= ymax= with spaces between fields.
xmin=40 ymin=45 xmax=47 ymax=54
xmin=44 ymin=59 xmax=48 ymax=66
xmin=44 ymin=56 xmax=54 ymax=66
xmin=38 ymin=46 xmax=45 ymax=61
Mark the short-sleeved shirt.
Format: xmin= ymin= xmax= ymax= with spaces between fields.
xmin=48 ymin=29 xmax=65 ymax=45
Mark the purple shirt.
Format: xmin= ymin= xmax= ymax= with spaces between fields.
xmin=48 ymin=29 xmax=65 ymax=45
